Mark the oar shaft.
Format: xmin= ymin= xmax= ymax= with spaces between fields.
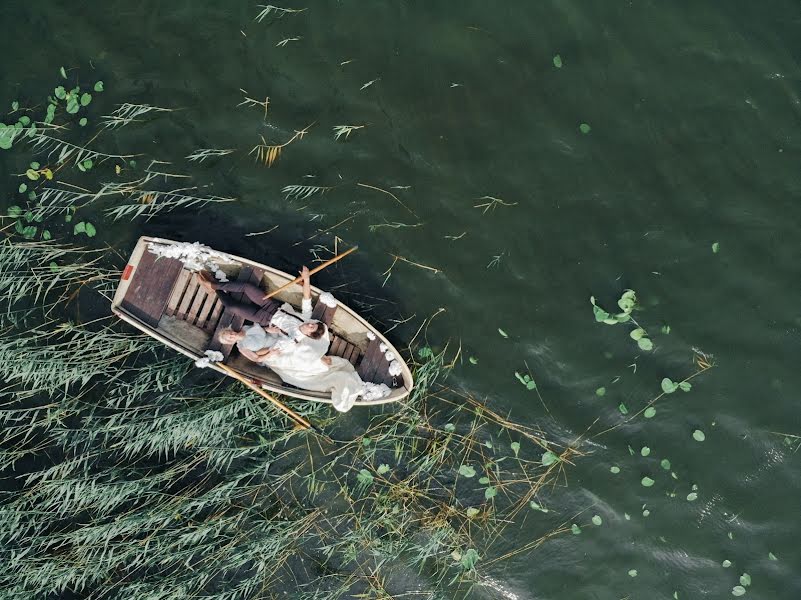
xmin=263 ymin=246 xmax=358 ymax=301
xmin=217 ymin=363 xmax=314 ymax=430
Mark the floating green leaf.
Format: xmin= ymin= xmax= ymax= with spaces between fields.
xmin=571 ymin=523 xmax=581 ymax=535
xmin=595 ymin=387 xmax=606 ymax=397
xmin=8 ymin=205 xmax=22 ymax=218
xmin=59 ymin=66 xmax=67 ymax=79
xmin=55 ymin=86 xmax=67 ymax=100
xmin=42 ymin=230 xmax=51 ymax=241
xmin=637 ymin=337 xmax=653 ymax=351
xmin=468 ymin=356 xmax=478 ymax=364
xmin=80 ymin=93 xmax=92 ymax=106
xmin=73 ymin=221 xmax=86 ymax=235
xmin=662 ymin=324 xmax=671 ymax=334
xmin=376 ymin=464 xmax=390 ymax=475
xmin=478 ymin=476 xmax=490 ymax=484
xmin=25 ymin=169 xmax=40 ymax=181
xmin=11 ymin=100 xmax=19 ymax=111
xmin=356 ymin=469 xmax=373 ymax=486
xmin=18 ymin=115 xmax=30 ymax=126
xmin=529 ymin=500 xmax=549 ymax=513
xmin=712 ymin=242 xmax=720 ymax=254
xmin=0 ymin=124 xmax=18 ymax=149
xmin=661 ymin=378 xmax=678 ymax=394
xmin=466 ymin=507 xmax=480 ymax=518
xmin=18 ymin=183 xmax=27 ymax=193
xmin=618 ymin=402 xmax=629 ymax=415
xmin=641 ymin=446 xmax=650 ymax=457
xmin=679 ymin=381 xmax=692 ymax=392
xmin=739 ymin=573 xmax=751 ymax=587
xmin=94 ymin=81 xmax=104 ymax=92
xmin=498 ymin=328 xmax=508 ymax=338
xmin=460 ymin=548 xmax=479 ymax=570
xmin=731 ymin=586 xmax=746 ymax=597
xmin=592 ymin=515 xmax=602 ymax=526
xmin=86 ymin=221 xmax=97 ymax=237
xmin=444 ymin=423 xmax=455 ymax=432
xmin=686 ymin=492 xmax=698 ymax=501
xmin=768 ymin=552 xmax=777 ymax=561
xmin=628 ymin=569 xmax=637 ymax=577
xmin=641 ymin=476 xmax=655 ymax=487
xmin=610 ymin=465 xmax=620 ymax=474
xmin=22 ymin=225 xmax=37 ymax=239
xmin=79 ymin=117 xmax=88 ymax=127
xmin=458 ymin=465 xmax=475 ymax=478
xmin=541 ymin=451 xmax=559 ymax=466
xmin=660 ymin=459 xmax=671 ymax=470
xmin=553 ymin=54 xmax=563 ymax=68
xmin=644 ymin=407 xmax=656 ymax=419
xmin=484 ymin=486 xmax=497 ymax=500
xmin=722 ymin=559 xmax=732 ymax=568
xmin=579 ymin=123 xmax=591 ymax=134
xmin=630 ymin=328 xmax=645 ymax=340
xmin=66 ymin=96 xmax=80 ymax=114
xmin=510 ymin=441 xmax=520 ymax=456
xmin=692 ymin=430 xmax=705 ymax=442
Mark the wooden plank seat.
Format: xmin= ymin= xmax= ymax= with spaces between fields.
xmin=164 ymin=270 xmax=223 ymax=332
xmin=119 ymin=253 xmax=184 ymax=328
xmin=357 ymin=338 xmax=402 ymax=388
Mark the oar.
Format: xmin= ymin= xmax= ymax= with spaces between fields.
xmin=262 ymin=246 xmax=358 ymax=301
xmin=215 ymin=362 xmax=318 ymax=432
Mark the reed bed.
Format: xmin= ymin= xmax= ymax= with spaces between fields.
xmin=0 ymin=235 xmax=572 ymax=599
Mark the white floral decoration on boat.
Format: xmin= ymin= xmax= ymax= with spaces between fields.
xmin=384 ymin=351 xmax=395 ymax=362
xmin=318 ymin=292 xmax=337 ymax=308
xmin=366 ymin=331 xmax=376 ymax=341
xmin=379 ymin=343 xmax=388 ymax=353
xmin=388 ymin=360 xmax=402 ymax=377
xmin=194 ymin=350 xmax=224 ymax=369
xmin=361 ymin=382 xmax=391 ymax=401
xmin=148 ymin=241 xmax=231 ymax=283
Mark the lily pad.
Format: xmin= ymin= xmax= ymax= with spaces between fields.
xmin=592 ymin=515 xmax=602 ymax=526
xmin=595 ymin=387 xmax=606 ymax=397
xmin=553 ymin=54 xmax=563 ymax=68
xmin=541 ymin=451 xmax=559 ymax=466
xmin=731 ymin=586 xmax=746 ymax=597
xmin=510 ymin=441 xmax=520 ymax=456
xmin=637 ymin=337 xmax=653 ymax=351
xmin=628 ymin=569 xmax=637 ymax=577
xmin=692 ymin=429 xmax=705 ymax=442
xmin=679 ymin=381 xmax=692 ymax=392
xmin=641 ymin=446 xmax=650 ymax=457
xmin=630 ymin=328 xmax=646 ymax=340
xmin=460 ymin=548 xmax=479 ymax=570
xmin=644 ymin=407 xmax=657 ymax=419
xmin=579 ymin=123 xmax=591 ymax=134
xmin=739 ymin=573 xmax=751 ymax=587
xmin=571 ymin=523 xmax=581 ymax=535
xmin=641 ymin=476 xmax=655 ymax=487
xmin=661 ymin=378 xmax=678 ymax=394
xmin=610 ymin=465 xmax=620 ymax=474
xmin=618 ymin=402 xmax=629 ymax=415
xmin=686 ymin=492 xmax=698 ymax=501
xmin=722 ymin=559 xmax=732 ymax=568
xmin=484 ymin=486 xmax=497 ymax=500
xmin=458 ymin=465 xmax=476 ymax=478
xmin=660 ymin=459 xmax=671 ymax=470
xmin=94 ymin=81 xmax=104 ymax=92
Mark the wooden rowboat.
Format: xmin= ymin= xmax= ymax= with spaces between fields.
xmin=111 ymin=236 xmax=413 ymax=406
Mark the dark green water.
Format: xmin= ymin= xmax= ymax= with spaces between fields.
xmin=2 ymin=1 xmax=800 ymax=598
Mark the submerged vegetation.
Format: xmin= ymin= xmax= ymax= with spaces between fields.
xmin=0 ymin=235 xmax=581 ymax=598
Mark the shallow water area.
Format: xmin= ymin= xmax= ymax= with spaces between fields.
xmin=2 ymin=1 xmax=801 ymax=598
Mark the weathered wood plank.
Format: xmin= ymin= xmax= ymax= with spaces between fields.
xmin=311 ymin=301 xmax=337 ymax=326
xmin=166 ymin=269 xmax=192 ymax=316
xmin=204 ymin=298 xmax=224 ymax=332
xmin=187 ymin=287 xmax=210 ymax=324
xmin=357 ymin=338 xmax=383 ymax=383
xmin=329 ymin=336 xmax=344 ymax=357
xmin=176 ymin=276 xmax=200 ymax=320
xmin=120 ymin=252 xmax=184 ymax=328
xmin=195 ymin=293 xmax=217 ymax=329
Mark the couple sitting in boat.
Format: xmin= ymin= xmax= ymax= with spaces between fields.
xmin=198 ymin=266 xmax=389 ymax=412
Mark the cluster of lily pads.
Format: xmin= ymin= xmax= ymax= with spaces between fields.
xmin=590 ymin=289 xmax=654 ymax=351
